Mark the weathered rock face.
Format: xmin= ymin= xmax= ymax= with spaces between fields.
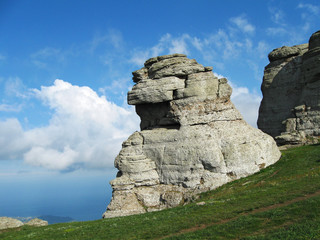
xmin=103 ymin=54 xmax=281 ymax=218
xmin=258 ymin=30 xmax=320 ymax=145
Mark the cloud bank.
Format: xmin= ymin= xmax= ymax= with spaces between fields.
xmin=0 ymin=80 xmax=139 ymax=171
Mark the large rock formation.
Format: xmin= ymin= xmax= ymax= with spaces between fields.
xmin=103 ymin=54 xmax=281 ymax=218
xmin=258 ymin=30 xmax=320 ymax=145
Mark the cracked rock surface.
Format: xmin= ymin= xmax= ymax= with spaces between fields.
xmin=258 ymin=30 xmax=320 ymax=146
xmin=103 ymin=54 xmax=281 ymax=218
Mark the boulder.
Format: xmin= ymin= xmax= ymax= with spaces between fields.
xmin=103 ymin=54 xmax=281 ymax=218
xmin=0 ymin=217 xmax=24 ymax=230
xmin=258 ymin=30 xmax=320 ymax=145
xmin=25 ymin=218 xmax=48 ymax=227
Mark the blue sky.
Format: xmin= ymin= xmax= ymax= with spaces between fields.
xmin=0 ymin=0 xmax=319 ymax=219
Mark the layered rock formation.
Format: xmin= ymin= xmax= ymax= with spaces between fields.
xmin=103 ymin=54 xmax=281 ymax=218
xmin=258 ymin=30 xmax=320 ymax=145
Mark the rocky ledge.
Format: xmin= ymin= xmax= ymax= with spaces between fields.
xmin=258 ymin=30 xmax=320 ymax=146
xmin=103 ymin=54 xmax=281 ymax=218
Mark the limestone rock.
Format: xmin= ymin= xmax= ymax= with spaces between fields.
xmin=258 ymin=30 xmax=320 ymax=145
xmin=0 ymin=217 xmax=24 ymax=230
xmin=103 ymin=54 xmax=281 ymax=218
xmin=25 ymin=218 xmax=48 ymax=227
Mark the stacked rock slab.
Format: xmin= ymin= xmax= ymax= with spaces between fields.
xmin=258 ymin=30 xmax=320 ymax=145
xmin=103 ymin=54 xmax=281 ymax=218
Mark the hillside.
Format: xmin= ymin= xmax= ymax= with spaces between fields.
xmin=1 ymin=144 xmax=320 ymax=239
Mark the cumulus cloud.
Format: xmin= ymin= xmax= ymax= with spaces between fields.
xmin=0 ymin=80 xmax=139 ymax=171
xmin=0 ymin=118 xmax=29 ymax=160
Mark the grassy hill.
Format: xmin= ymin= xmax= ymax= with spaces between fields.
xmin=1 ymin=144 xmax=320 ymax=239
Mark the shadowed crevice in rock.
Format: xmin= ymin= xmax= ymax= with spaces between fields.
xmin=103 ymin=54 xmax=281 ymax=218
xmin=135 ymin=102 xmax=181 ymax=130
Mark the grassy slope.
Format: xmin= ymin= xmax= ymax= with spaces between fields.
xmin=1 ymin=144 xmax=320 ymax=240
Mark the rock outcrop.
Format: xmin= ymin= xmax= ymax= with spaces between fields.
xmin=258 ymin=30 xmax=320 ymax=145
xmin=25 ymin=218 xmax=48 ymax=227
xmin=103 ymin=54 xmax=281 ymax=218
xmin=0 ymin=217 xmax=24 ymax=230
xmin=0 ymin=217 xmax=48 ymax=230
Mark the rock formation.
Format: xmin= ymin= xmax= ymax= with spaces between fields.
xmin=0 ymin=217 xmax=48 ymax=230
xmin=0 ymin=217 xmax=24 ymax=230
xmin=25 ymin=218 xmax=48 ymax=227
xmin=103 ymin=54 xmax=281 ymax=218
xmin=258 ymin=30 xmax=320 ymax=145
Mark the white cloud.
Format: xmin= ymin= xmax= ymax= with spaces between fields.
xmin=168 ymin=34 xmax=190 ymax=55
xmin=90 ymin=29 xmax=125 ymax=53
xmin=266 ymin=27 xmax=287 ymax=36
xmin=230 ymin=15 xmax=255 ymax=34
xmin=297 ymin=3 xmax=320 ymax=15
xmin=0 ymin=119 xmax=29 ymax=160
xmin=247 ymin=59 xmax=263 ymax=82
xmin=213 ymin=72 xmax=226 ymax=79
xmin=4 ymin=77 xmax=30 ymax=99
xmin=31 ymin=47 xmax=65 ymax=69
xmin=129 ymin=34 xmax=191 ymax=66
xmin=32 ymin=47 xmax=62 ymax=58
xmin=229 ymin=82 xmax=262 ymax=128
xmin=267 ymin=3 xmax=320 ymax=45
xmin=256 ymin=41 xmax=270 ymax=59
xmin=191 ymin=37 xmax=203 ymax=51
xmin=196 ymin=29 xmax=242 ymax=62
xmin=0 ymin=80 xmax=140 ymax=171
xmin=0 ymin=103 xmax=22 ymax=112
xmin=24 ymin=146 xmax=78 ymax=171
xmin=269 ymin=7 xmax=286 ymax=25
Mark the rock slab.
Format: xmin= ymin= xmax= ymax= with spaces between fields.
xmin=258 ymin=30 xmax=320 ymax=145
xmin=103 ymin=54 xmax=281 ymax=218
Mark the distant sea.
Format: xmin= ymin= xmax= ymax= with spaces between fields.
xmin=0 ymin=167 xmax=117 ymax=222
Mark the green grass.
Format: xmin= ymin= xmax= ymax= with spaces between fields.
xmin=1 ymin=144 xmax=320 ymax=240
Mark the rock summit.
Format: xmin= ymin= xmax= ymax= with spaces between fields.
xmin=103 ymin=54 xmax=281 ymax=218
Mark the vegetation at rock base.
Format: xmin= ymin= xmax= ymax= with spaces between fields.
xmin=1 ymin=144 xmax=320 ymax=239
